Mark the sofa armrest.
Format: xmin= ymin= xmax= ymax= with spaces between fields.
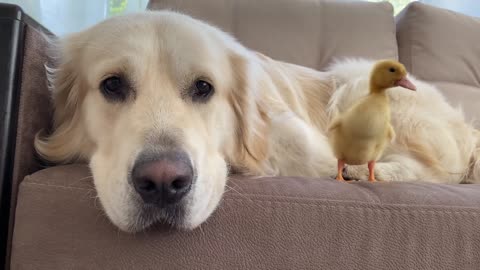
xmin=10 ymin=165 xmax=480 ymax=269
xmin=0 ymin=3 xmax=52 ymax=268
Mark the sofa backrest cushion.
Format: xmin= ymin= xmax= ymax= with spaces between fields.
xmin=147 ymin=0 xmax=398 ymax=70
xmin=396 ymin=2 xmax=480 ymax=87
xmin=396 ymin=2 xmax=480 ymax=124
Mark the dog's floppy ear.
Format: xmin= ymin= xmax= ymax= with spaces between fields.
xmin=34 ymin=33 xmax=93 ymax=164
xmin=228 ymin=53 xmax=270 ymax=174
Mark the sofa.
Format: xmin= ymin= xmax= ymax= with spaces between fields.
xmin=2 ymin=1 xmax=480 ymax=269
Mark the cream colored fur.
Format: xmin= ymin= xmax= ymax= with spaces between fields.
xmin=35 ymin=11 xmax=480 ymax=232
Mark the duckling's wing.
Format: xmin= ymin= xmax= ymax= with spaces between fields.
xmin=328 ymin=117 xmax=342 ymax=132
xmin=387 ymin=123 xmax=396 ymax=143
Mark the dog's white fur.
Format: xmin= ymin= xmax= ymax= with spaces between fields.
xmin=35 ymin=11 xmax=480 ymax=232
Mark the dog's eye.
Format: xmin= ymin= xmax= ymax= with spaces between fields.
xmin=389 ymin=68 xmax=396 ymax=73
xmin=192 ymin=79 xmax=214 ymax=102
xmin=100 ymin=76 xmax=128 ymax=102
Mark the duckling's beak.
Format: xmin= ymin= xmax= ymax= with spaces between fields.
xmin=394 ymin=77 xmax=416 ymax=91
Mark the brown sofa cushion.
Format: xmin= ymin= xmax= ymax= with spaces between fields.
xmin=433 ymin=82 xmax=480 ymax=126
xmin=8 ymin=25 xmax=53 ymax=268
xmin=148 ymin=0 xmax=398 ymax=70
xmin=12 ymin=26 xmax=52 ymax=195
xmin=11 ymin=165 xmax=480 ymax=269
xmin=396 ymin=2 xmax=480 ymax=87
xmin=396 ymin=2 xmax=480 ymax=126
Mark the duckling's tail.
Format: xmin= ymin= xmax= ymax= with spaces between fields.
xmin=469 ymin=129 xmax=480 ymax=182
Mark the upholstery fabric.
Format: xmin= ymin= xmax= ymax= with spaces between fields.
xmin=10 ymin=165 xmax=480 ymax=270
xmin=396 ymin=1 xmax=480 ymax=127
xmin=12 ymin=25 xmax=52 ymax=197
xmin=7 ymin=24 xmax=52 ymax=268
xmin=432 ymin=82 xmax=480 ymax=127
xmin=396 ymin=2 xmax=480 ymax=87
xmin=148 ymin=0 xmax=398 ymax=70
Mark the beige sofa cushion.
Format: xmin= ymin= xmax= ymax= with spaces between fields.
xmin=396 ymin=2 xmax=480 ymax=125
xmin=432 ymin=82 xmax=480 ymax=126
xmin=148 ymin=0 xmax=398 ymax=70
xmin=396 ymin=2 xmax=480 ymax=87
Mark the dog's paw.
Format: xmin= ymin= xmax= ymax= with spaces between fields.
xmin=342 ymin=165 xmax=369 ymax=181
xmin=343 ymin=165 xmax=386 ymax=182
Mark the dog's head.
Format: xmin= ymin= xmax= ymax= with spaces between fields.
xmin=35 ymin=11 xmax=270 ymax=232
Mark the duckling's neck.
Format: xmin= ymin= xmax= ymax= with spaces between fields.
xmin=369 ymin=83 xmax=388 ymax=96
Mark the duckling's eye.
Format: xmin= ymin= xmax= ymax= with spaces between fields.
xmin=389 ymin=67 xmax=396 ymax=73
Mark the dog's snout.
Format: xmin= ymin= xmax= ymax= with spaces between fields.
xmin=132 ymin=151 xmax=193 ymax=205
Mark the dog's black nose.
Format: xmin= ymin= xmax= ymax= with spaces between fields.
xmin=132 ymin=151 xmax=193 ymax=205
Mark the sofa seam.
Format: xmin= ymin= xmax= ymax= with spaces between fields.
xmin=224 ymin=191 xmax=382 ymax=205
xmin=222 ymin=198 xmax=480 ymax=214
xmin=23 ymin=181 xmax=371 ymax=202
xmin=21 ymin=181 xmax=94 ymax=191
xmin=21 ymin=181 xmax=480 ymax=211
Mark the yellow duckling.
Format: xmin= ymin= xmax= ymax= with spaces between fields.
xmin=328 ymin=60 xmax=416 ymax=182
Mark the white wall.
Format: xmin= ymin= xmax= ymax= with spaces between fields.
xmin=421 ymin=0 xmax=480 ymax=18
xmin=0 ymin=0 xmax=149 ymax=36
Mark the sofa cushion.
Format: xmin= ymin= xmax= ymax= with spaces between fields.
xmin=432 ymin=82 xmax=480 ymax=126
xmin=148 ymin=0 xmax=398 ymax=70
xmin=396 ymin=2 xmax=480 ymax=88
xmin=10 ymin=165 xmax=480 ymax=269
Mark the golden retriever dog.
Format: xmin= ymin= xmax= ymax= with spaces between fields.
xmin=35 ymin=11 xmax=480 ymax=232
